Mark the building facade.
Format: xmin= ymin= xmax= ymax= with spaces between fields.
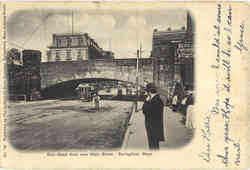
xmin=8 ymin=50 xmax=42 ymax=101
xmin=151 ymin=12 xmax=194 ymax=98
xmin=47 ymin=33 xmax=113 ymax=62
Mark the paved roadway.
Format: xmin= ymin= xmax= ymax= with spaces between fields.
xmin=7 ymin=99 xmax=133 ymax=150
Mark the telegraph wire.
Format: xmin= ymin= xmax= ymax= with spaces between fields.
xmin=22 ymin=12 xmax=50 ymax=48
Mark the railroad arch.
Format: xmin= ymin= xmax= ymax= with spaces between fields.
xmin=40 ymin=59 xmax=153 ymax=89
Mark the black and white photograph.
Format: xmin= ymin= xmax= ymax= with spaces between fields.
xmin=6 ymin=6 xmax=195 ymax=151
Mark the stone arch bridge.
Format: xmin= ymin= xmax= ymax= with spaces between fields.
xmin=40 ymin=58 xmax=153 ymax=89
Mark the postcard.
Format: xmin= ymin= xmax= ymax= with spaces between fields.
xmin=0 ymin=1 xmax=249 ymax=168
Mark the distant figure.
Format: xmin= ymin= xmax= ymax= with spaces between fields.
xmin=117 ymin=86 xmax=122 ymax=96
xmin=185 ymin=92 xmax=195 ymax=129
xmin=186 ymin=92 xmax=194 ymax=106
xmin=181 ymin=95 xmax=188 ymax=114
xmin=93 ymin=93 xmax=101 ymax=110
xmin=142 ymin=83 xmax=164 ymax=150
xmin=172 ymin=95 xmax=178 ymax=112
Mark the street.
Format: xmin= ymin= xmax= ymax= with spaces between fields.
xmin=7 ymin=99 xmax=133 ymax=150
xmin=7 ymin=96 xmax=194 ymax=151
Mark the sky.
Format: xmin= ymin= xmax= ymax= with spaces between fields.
xmin=7 ymin=7 xmax=187 ymax=62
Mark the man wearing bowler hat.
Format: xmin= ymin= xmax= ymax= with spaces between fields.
xmin=142 ymin=83 xmax=165 ymax=150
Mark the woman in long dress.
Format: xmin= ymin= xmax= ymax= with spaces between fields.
xmin=185 ymin=93 xmax=195 ymax=129
xmin=186 ymin=105 xmax=195 ymax=129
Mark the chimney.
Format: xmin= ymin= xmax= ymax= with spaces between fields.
xmin=187 ymin=12 xmax=193 ymax=32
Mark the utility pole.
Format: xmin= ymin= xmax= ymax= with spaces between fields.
xmin=139 ymin=42 xmax=143 ymax=58
xmin=135 ymin=8 xmax=140 ymax=112
xmin=139 ymin=42 xmax=142 ymax=84
xmin=136 ymin=49 xmax=139 ymax=77
xmin=135 ymin=49 xmax=139 ymax=112
xmin=71 ymin=9 xmax=74 ymax=35
xmin=139 ymin=42 xmax=145 ymax=84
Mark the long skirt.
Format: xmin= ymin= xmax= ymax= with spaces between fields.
xmin=185 ymin=105 xmax=195 ymax=129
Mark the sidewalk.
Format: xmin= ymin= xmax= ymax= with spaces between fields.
xmin=160 ymin=107 xmax=194 ymax=149
xmin=122 ymin=102 xmax=194 ymax=150
xmin=122 ymin=102 xmax=148 ymax=150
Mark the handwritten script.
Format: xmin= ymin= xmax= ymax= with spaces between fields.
xmin=234 ymin=23 xmax=248 ymax=53
xmin=199 ymin=4 xmax=241 ymax=167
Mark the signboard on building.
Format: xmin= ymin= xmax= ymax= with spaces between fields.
xmin=176 ymin=42 xmax=193 ymax=59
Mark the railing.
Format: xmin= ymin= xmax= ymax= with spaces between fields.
xmin=9 ymin=94 xmax=27 ymax=102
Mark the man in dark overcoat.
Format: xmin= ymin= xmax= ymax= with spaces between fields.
xmin=142 ymin=83 xmax=165 ymax=150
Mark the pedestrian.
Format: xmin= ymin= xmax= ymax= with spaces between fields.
xmin=172 ymin=95 xmax=178 ymax=112
xmin=185 ymin=92 xmax=195 ymax=129
xmin=142 ymin=83 xmax=165 ymax=150
xmin=180 ymin=94 xmax=188 ymax=123
xmin=182 ymin=91 xmax=193 ymax=115
xmin=93 ymin=93 xmax=101 ymax=110
xmin=181 ymin=95 xmax=188 ymax=114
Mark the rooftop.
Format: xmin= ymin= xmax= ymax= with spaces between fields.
xmin=52 ymin=33 xmax=88 ymax=37
xmin=153 ymin=30 xmax=187 ymax=42
xmin=153 ymin=28 xmax=186 ymax=36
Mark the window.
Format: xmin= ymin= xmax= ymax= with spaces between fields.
xmin=178 ymin=43 xmax=184 ymax=49
xmin=161 ymin=46 xmax=165 ymax=51
xmin=78 ymin=38 xmax=83 ymax=46
xmin=164 ymin=65 xmax=169 ymax=72
xmin=67 ymin=38 xmax=72 ymax=47
xmin=83 ymin=49 xmax=88 ymax=60
xmin=66 ymin=50 xmax=71 ymax=60
xmin=175 ymin=65 xmax=181 ymax=74
xmin=160 ymin=65 xmax=164 ymax=71
xmin=56 ymin=50 xmax=60 ymax=61
xmin=77 ymin=50 xmax=82 ymax=60
xmin=183 ymin=43 xmax=192 ymax=48
xmin=47 ymin=51 xmax=52 ymax=62
xmin=56 ymin=39 xmax=61 ymax=47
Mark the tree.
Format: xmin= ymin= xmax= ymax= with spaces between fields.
xmin=7 ymin=48 xmax=21 ymax=65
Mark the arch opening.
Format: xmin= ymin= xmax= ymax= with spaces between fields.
xmin=41 ymin=78 xmax=140 ymax=100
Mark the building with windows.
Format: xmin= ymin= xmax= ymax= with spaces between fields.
xmin=47 ymin=33 xmax=113 ymax=62
xmin=8 ymin=50 xmax=42 ymax=101
xmin=151 ymin=12 xmax=194 ymax=98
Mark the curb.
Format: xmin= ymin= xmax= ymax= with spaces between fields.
xmin=121 ymin=102 xmax=137 ymax=150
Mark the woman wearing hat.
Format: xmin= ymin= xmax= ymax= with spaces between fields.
xmin=142 ymin=83 xmax=165 ymax=150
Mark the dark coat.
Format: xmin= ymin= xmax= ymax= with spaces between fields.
xmin=142 ymin=94 xmax=164 ymax=141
